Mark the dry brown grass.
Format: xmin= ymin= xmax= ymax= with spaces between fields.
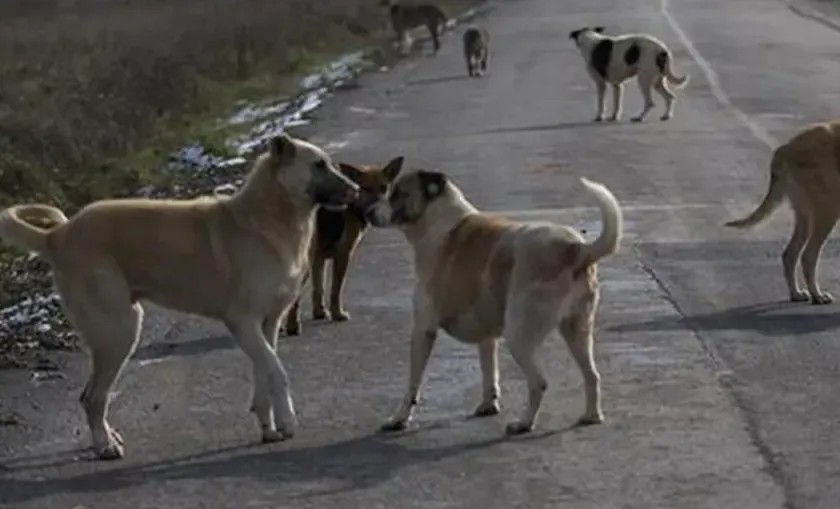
xmin=0 ymin=0 xmax=392 ymax=210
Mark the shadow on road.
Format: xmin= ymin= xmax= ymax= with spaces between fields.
xmin=0 ymin=432 xmax=509 ymax=504
xmin=609 ymin=301 xmax=840 ymax=337
xmin=406 ymin=74 xmax=473 ymax=86
xmin=474 ymin=119 xmax=628 ymax=136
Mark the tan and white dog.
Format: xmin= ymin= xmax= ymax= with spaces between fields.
xmin=368 ymin=170 xmax=622 ymax=435
xmin=569 ymin=26 xmax=688 ymax=123
xmin=726 ymin=121 xmax=840 ymax=305
xmin=0 ymin=134 xmax=359 ymax=460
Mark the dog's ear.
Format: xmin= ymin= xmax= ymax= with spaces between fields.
xmin=593 ymin=26 xmax=606 ymax=34
xmin=382 ymin=156 xmax=405 ymax=182
xmin=269 ymin=133 xmax=296 ymax=165
xmin=418 ymin=170 xmax=447 ymax=200
xmin=569 ymin=29 xmax=582 ymax=40
xmin=338 ymin=162 xmax=364 ymax=182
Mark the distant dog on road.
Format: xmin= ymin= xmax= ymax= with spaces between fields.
xmin=0 ymin=134 xmax=359 ymax=460
xmin=284 ymin=156 xmax=404 ymax=335
xmin=463 ymin=25 xmax=489 ymax=77
xmin=726 ymin=121 xmax=840 ymax=305
xmin=368 ymin=169 xmax=622 ymax=435
xmin=569 ymin=26 xmax=689 ymax=122
xmin=381 ymin=0 xmax=448 ymax=54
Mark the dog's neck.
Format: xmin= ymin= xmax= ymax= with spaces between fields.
xmin=226 ymin=162 xmax=316 ymax=268
xmin=401 ymin=183 xmax=477 ymax=264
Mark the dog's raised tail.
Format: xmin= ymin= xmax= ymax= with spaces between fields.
xmin=580 ymin=177 xmax=622 ymax=263
xmin=725 ymin=147 xmax=786 ymax=230
xmin=0 ymin=204 xmax=68 ymax=256
xmin=657 ymin=51 xmax=689 ymax=88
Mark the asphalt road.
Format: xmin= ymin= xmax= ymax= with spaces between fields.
xmin=3 ymin=0 xmax=840 ymax=507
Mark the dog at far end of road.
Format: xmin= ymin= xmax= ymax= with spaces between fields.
xmin=366 ymin=168 xmax=623 ymax=435
xmin=569 ymin=26 xmax=689 ymax=123
xmin=462 ymin=24 xmax=489 ymax=77
xmin=725 ymin=120 xmax=840 ymax=305
xmin=381 ymin=0 xmax=448 ymax=54
xmin=0 ymin=134 xmax=360 ymax=461
xmin=284 ymin=156 xmax=405 ymax=336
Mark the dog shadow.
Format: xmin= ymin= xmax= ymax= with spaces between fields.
xmin=609 ymin=301 xmax=840 ymax=337
xmin=0 ymin=431 xmax=508 ymax=505
xmin=407 ymin=74 xmax=473 ymax=86
xmin=474 ymin=119 xmax=630 ymax=136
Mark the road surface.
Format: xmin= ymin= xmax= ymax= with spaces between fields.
xmin=2 ymin=0 xmax=840 ymax=507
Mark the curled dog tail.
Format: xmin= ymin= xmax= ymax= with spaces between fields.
xmin=0 ymin=204 xmax=68 ymax=256
xmin=656 ymin=50 xmax=689 ymax=88
xmin=725 ymin=147 xmax=787 ymax=230
xmin=579 ymin=177 xmax=623 ymax=264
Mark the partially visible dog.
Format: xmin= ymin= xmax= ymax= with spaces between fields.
xmin=462 ymin=25 xmax=489 ymax=77
xmin=569 ymin=26 xmax=688 ymax=122
xmin=367 ymin=169 xmax=622 ymax=435
xmin=726 ymin=121 xmax=840 ymax=305
xmin=381 ymin=0 xmax=448 ymax=54
xmin=0 ymin=134 xmax=359 ymax=460
xmin=284 ymin=156 xmax=405 ymax=336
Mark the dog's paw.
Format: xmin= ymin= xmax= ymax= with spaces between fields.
xmin=593 ymin=116 xmax=604 ymax=122
xmin=284 ymin=324 xmax=301 ymax=336
xmin=330 ymin=310 xmax=350 ymax=322
xmin=261 ymin=430 xmax=289 ymax=444
xmin=576 ymin=413 xmax=604 ymax=426
xmin=381 ymin=419 xmax=409 ymax=433
xmin=630 ymin=116 xmax=645 ymax=123
xmin=811 ymin=292 xmax=834 ymax=305
xmin=505 ymin=421 xmax=534 ymax=436
xmin=790 ymin=291 xmax=811 ymax=303
xmin=312 ymin=308 xmax=331 ymax=321
xmin=473 ymin=400 xmax=501 ymax=417
xmin=606 ymin=115 xmax=619 ymax=122
xmin=660 ymin=113 xmax=672 ymax=121
xmin=96 ymin=442 xmax=125 ymax=461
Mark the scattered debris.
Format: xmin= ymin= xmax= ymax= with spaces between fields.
xmin=0 ymin=412 xmax=22 ymax=427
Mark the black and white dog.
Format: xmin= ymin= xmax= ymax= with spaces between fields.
xmin=569 ymin=26 xmax=688 ymax=123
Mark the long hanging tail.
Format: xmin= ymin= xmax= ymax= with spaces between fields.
xmin=725 ymin=147 xmax=787 ymax=229
xmin=0 ymin=204 xmax=68 ymax=255
xmin=579 ymin=177 xmax=623 ymax=263
xmin=657 ymin=50 xmax=689 ymax=88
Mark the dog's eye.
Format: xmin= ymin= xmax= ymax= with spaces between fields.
xmin=379 ymin=185 xmax=388 ymax=194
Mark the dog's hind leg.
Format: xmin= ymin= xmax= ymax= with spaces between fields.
xmin=801 ymin=211 xmax=839 ymax=305
xmin=631 ymin=73 xmax=656 ymax=122
xmin=58 ymin=271 xmax=143 ymax=460
xmin=654 ymin=76 xmax=676 ymax=121
xmin=473 ymin=338 xmax=500 ymax=417
xmin=502 ymin=298 xmax=555 ymax=435
xmin=783 ymin=211 xmax=811 ymax=302
xmin=560 ymin=309 xmax=603 ymax=425
xmin=228 ymin=316 xmax=298 ymax=440
xmin=607 ymin=83 xmax=623 ymax=122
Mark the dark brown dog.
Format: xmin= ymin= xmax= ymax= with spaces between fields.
xmin=284 ymin=156 xmax=404 ymax=335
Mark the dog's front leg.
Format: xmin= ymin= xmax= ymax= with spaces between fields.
xmin=329 ymin=251 xmax=352 ymax=321
xmin=608 ymin=83 xmax=623 ymax=121
xmin=381 ymin=327 xmax=438 ymax=432
xmin=473 ymin=338 xmax=500 ymax=417
xmin=229 ymin=317 xmax=298 ymax=442
xmin=593 ymin=80 xmax=606 ymax=122
xmin=311 ymin=254 xmax=329 ymax=320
